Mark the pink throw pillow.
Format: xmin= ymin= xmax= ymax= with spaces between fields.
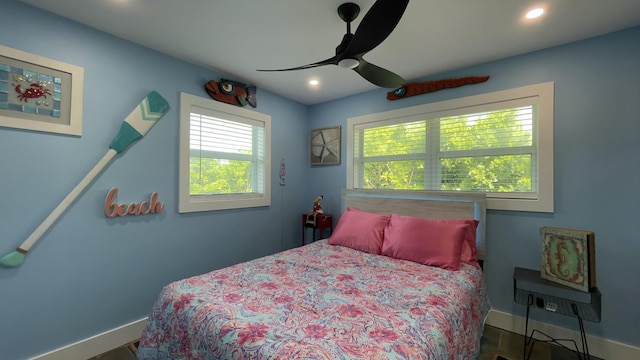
xmin=382 ymin=214 xmax=468 ymax=270
xmin=434 ymin=219 xmax=480 ymax=267
xmin=328 ymin=209 xmax=389 ymax=255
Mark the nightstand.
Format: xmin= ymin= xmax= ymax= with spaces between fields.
xmin=513 ymin=267 xmax=601 ymax=360
xmin=301 ymin=213 xmax=333 ymax=246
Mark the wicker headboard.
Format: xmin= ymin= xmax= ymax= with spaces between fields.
xmin=341 ymin=189 xmax=487 ymax=260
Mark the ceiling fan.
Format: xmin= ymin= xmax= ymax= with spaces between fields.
xmin=257 ymin=0 xmax=410 ymax=88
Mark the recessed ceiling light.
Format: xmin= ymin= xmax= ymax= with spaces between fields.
xmin=309 ymin=79 xmax=319 ymax=86
xmin=525 ymin=8 xmax=544 ymax=19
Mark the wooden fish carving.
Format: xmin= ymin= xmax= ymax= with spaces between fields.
xmin=205 ymin=79 xmax=257 ymax=107
xmin=387 ymin=76 xmax=490 ymax=100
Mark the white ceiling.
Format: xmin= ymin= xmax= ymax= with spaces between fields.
xmin=20 ymin=0 xmax=640 ymax=105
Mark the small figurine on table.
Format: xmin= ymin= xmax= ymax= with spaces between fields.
xmin=306 ymin=195 xmax=324 ymax=225
xmin=312 ymin=195 xmax=323 ymax=213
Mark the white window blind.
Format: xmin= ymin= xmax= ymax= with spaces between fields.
xmin=189 ymin=111 xmax=265 ymax=196
xmin=348 ymin=82 xmax=554 ymax=212
xmin=179 ymin=93 xmax=270 ymax=213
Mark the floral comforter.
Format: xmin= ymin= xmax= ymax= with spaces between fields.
xmin=137 ymin=240 xmax=490 ymax=360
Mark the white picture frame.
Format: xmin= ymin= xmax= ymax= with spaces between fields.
xmin=0 ymin=44 xmax=84 ymax=136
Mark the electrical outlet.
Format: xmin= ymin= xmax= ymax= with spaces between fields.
xmin=545 ymin=302 xmax=557 ymax=312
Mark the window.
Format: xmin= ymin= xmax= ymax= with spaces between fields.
xmin=347 ymin=82 xmax=554 ymax=212
xmin=179 ymin=92 xmax=271 ymax=212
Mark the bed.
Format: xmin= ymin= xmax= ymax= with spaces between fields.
xmin=137 ymin=190 xmax=491 ymax=360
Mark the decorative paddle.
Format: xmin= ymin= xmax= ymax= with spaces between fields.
xmin=0 ymin=91 xmax=170 ymax=268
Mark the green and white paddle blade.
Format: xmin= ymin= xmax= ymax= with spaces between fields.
xmin=110 ymin=91 xmax=170 ymax=153
xmin=0 ymin=248 xmax=27 ymax=268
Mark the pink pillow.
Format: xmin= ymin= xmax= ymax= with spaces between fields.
xmin=328 ymin=209 xmax=389 ymax=255
xmin=382 ymin=214 xmax=468 ymax=270
xmin=434 ymin=219 xmax=480 ymax=266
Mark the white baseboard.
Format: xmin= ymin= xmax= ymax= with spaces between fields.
xmin=486 ymin=309 xmax=640 ymax=360
xmin=29 ymin=317 xmax=147 ymax=360
xmin=29 ymin=311 xmax=640 ymax=360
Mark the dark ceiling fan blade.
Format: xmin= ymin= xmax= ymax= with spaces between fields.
xmin=256 ymin=1 xmax=409 ymax=88
xmin=353 ymin=59 xmax=404 ymax=88
xmin=343 ymin=0 xmax=409 ymax=57
xmin=257 ymin=56 xmax=338 ymax=72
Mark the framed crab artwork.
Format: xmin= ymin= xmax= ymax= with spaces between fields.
xmin=0 ymin=44 xmax=84 ymax=136
xmin=310 ymin=126 xmax=341 ymax=165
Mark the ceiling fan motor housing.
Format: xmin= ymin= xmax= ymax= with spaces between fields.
xmin=338 ymin=3 xmax=360 ymax=24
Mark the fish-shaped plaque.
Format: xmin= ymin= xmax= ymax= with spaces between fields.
xmin=205 ymin=79 xmax=257 ymax=107
xmin=387 ymin=76 xmax=489 ymax=100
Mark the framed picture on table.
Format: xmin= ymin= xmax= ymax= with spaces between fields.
xmin=540 ymin=226 xmax=596 ymax=292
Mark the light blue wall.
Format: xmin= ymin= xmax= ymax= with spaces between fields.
xmin=0 ymin=2 xmax=310 ymax=359
xmin=308 ymin=27 xmax=640 ymax=347
xmin=1 ymin=1 xmax=638 ymax=358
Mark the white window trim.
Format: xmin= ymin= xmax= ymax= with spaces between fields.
xmin=179 ymin=92 xmax=271 ymax=213
xmin=346 ymin=82 xmax=554 ymax=213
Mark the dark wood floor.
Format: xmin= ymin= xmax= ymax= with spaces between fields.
xmin=479 ymin=325 xmax=603 ymax=360
xmin=88 ymin=342 xmax=136 ymax=360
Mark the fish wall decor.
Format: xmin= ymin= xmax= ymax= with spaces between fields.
xmin=387 ymin=76 xmax=490 ymax=101
xmin=205 ymin=79 xmax=257 ymax=107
